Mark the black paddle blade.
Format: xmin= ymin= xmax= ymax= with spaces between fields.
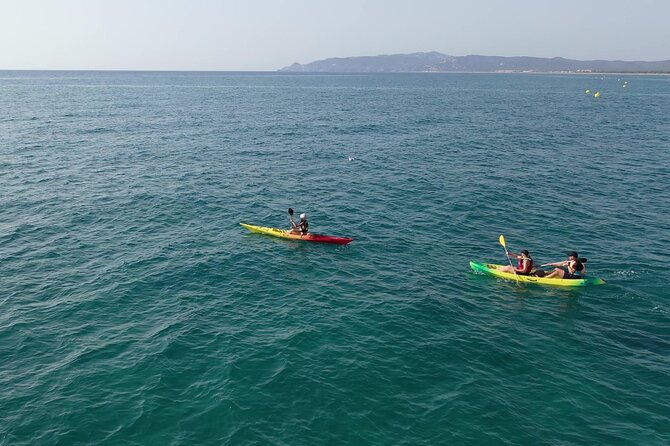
xmin=288 ymin=208 xmax=294 ymax=216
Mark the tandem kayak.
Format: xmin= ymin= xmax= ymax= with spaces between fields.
xmin=240 ymin=223 xmax=353 ymax=245
xmin=470 ymin=261 xmax=605 ymax=287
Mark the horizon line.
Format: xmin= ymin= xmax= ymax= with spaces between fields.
xmin=2 ymin=69 xmax=670 ymax=75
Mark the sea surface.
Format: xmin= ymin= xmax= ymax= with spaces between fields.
xmin=1 ymin=71 xmax=669 ymax=445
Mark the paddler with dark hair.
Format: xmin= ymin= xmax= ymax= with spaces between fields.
xmin=542 ymin=251 xmax=587 ymax=279
xmin=499 ymin=249 xmax=534 ymax=275
xmin=288 ymin=208 xmax=309 ymax=235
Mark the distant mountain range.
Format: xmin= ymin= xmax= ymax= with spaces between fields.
xmin=279 ymin=52 xmax=670 ymax=73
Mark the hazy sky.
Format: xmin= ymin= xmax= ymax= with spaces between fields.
xmin=1 ymin=0 xmax=669 ymax=70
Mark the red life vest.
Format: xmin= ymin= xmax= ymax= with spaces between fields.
xmin=518 ymin=257 xmax=533 ymax=274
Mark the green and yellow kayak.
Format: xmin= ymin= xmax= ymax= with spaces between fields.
xmin=241 ymin=223 xmax=353 ymax=245
xmin=470 ymin=261 xmax=605 ymax=287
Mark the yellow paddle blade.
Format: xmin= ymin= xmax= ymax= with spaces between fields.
xmin=499 ymin=234 xmax=506 ymax=248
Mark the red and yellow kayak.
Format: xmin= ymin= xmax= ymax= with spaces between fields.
xmin=470 ymin=261 xmax=605 ymax=287
xmin=240 ymin=223 xmax=353 ymax=245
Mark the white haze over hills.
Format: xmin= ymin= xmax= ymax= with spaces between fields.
xmin=280 ymin=52 xmax=670 ymax=73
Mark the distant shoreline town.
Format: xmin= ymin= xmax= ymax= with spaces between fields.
xmin=279 ymin=52 xmax=670 ymax=74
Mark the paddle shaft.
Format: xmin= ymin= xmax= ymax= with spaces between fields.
xmin=505 ymin=252 xmax=519 ymax=280
xmin=288 ymin=208 xmax=296 ymax=228
xmin=499 ymin=235 xmax=520 ymax=284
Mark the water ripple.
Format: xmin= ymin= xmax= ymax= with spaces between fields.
xmin=1 ymin=72 xmax=669 ymax=445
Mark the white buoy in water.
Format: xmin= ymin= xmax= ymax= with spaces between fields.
xmin=585 ymin=89 xmax=591 ymax=94
xmin=594 ymin=91 xmax=601 ymax=98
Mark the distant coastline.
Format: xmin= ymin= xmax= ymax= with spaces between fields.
xmin=279 ymin=52 xmax=670 ymax=74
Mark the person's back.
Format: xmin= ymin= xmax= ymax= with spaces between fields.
xmin=501 ymin=249 xmax=533 ymax=275
xmin=518 ymin=250 xmax=533 ymax=275
xmin=299 ymin=218 xmax=308 ymax=235
xmin=295 ymin=213 xmax=308 ymax=235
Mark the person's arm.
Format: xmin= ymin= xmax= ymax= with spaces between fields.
xmin=541 ymin=261 xmax=567 ymax=267
xmin=506 ymin=250 xmax=520 ymax=258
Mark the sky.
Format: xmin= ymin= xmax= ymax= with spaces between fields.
xmin=1 ymin=0 xmax=669 ymax=71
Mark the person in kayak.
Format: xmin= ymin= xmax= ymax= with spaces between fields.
xmin=500 ymin=249 xmax=534 ymax=275
xmin=290 ymin=213 xmax=309 ymax=235
xmin=542 ymin=252 xmax=587 ymax=279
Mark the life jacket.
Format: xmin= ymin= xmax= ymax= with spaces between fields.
xmin=518 ymin=256 xmax=533 ymax=274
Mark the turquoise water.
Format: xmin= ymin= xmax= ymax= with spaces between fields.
xmin=1 ymin=71 xmax=669 ymax=444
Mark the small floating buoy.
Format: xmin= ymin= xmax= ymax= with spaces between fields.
xmin=348 ymin=156 xmax=355 ymax=161
xmin=594 ymin=91 xmax=601 ymax=98
xmin=585 ymin=89 xmax=591 ymax=94
xmin=623 ymin=84 xmax=627 ymax=88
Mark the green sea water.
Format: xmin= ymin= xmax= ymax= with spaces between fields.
xmin=1 ymin=71 xmax=669 ymax=444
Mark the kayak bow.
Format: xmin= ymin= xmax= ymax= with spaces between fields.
xmin=240 ymin=223 xmax=353 ymax=245
xmin=470 ymin=261 xmax=605 ymax=287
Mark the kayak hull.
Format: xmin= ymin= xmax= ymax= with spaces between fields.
xmin=470 ymin=261 xmax=605 ymax=287
xmin=241 ymin=223 xmax=353 ymax=245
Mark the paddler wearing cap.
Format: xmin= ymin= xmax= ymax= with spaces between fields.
xmin=542 ymin=251 xmax=588 ymax=279
xmin=289 ymin=212 xmax=309 ymax=235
